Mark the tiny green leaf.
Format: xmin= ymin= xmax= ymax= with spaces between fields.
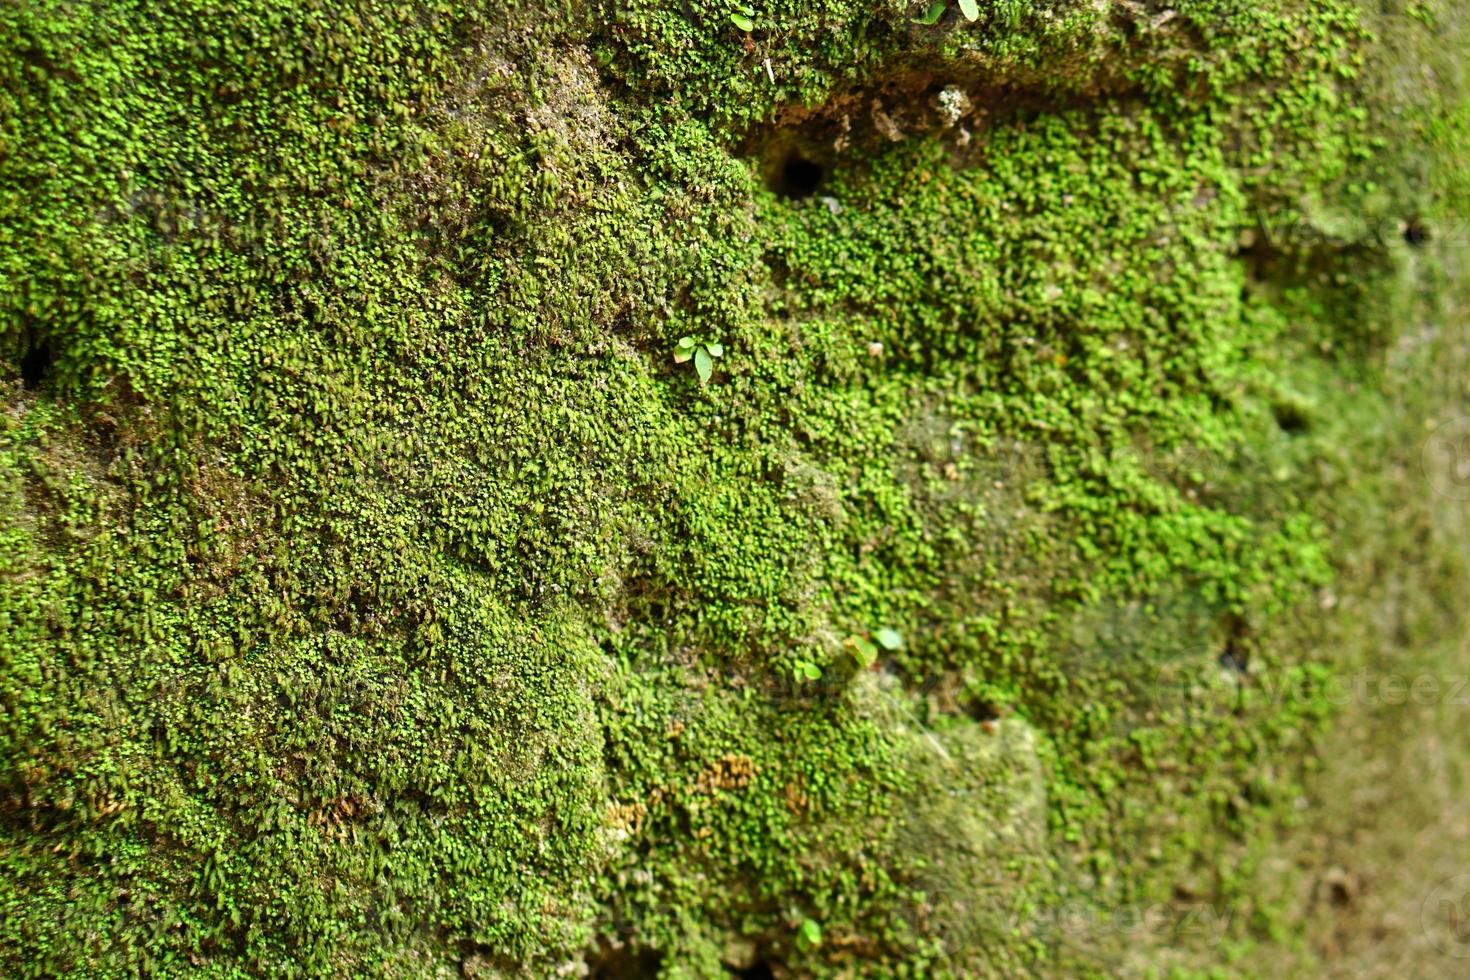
xmin=731 ymin=12 xmax=754 ymax=31
xmin=847 ymin=636 xmax=878 ymax=668
xmin=705 ymin=342 xmax=724 ymax=358
xmin=673 ymin=349 xmax=692 ymax=364
xmin=695 ymin=346 xmax=713 ymax=382
xmin=875 ymin=628 xmax=903 ymax=651
xmin=677 ymin=336 xmax=697 ymax=350
xmin=799 ymin=918 xmax=822 ymax=947
xmin=913 ymin=1 xmax=946 ymax=25
xmin=957 ymin=0 xmax=979 ymax=20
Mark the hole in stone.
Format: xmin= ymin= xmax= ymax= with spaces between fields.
xmin=589 ymin=945 xmax=664 ymax=980
xmin=1403 ymin=217 xmax=1429 ymax=247
xmin=963 ymin=697 xmax=1001 ymax=723
xmin=1272 ymin=401 xmax=1309 ymax=434
xmin=769 ymin=153 xmax=824 ymax=200
xmin=1217 ymin=646 xmax=1249 ymax=674
xmin=19 ymin=335 xmax=54 ymax=390
xmin=763 ymin=250 xmax=791 ymax=288
xmin=729 ymin=961 xmax=776 ymax=980
xmin=1218 ymin=614 xmax=1250 ymax=673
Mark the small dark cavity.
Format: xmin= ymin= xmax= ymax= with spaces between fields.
xmin=729 ymin=961 xmax=776 ymax=980
xmin=19 ymin=336 xmax=54 ymax=390
xmin=1272 ymin=401 xmax=1309 ymax=435
xmin=1218 ymin=647 xmax=1249 ymax=674
xmin=763 ymin=250 xmax=791 ymax=287
xmin=769 ymin=153 xmax=824 ymax=200
xmin=1403 ymin=218 xmax=1429 ymax=247
xmin=1219 ymin=615 xmax=1250 ymax=673
xmin=590 ymin=946 xmax=663 ymax=980
xmin=1316 ymin=871 xmax=1356 ymax=908
xmin=963 ymin=698 xmax=1002 ymax=723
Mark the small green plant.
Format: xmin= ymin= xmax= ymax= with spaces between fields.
xmin=673 ymin=336 xmax=724 ymax=383
xmin=844 ymin=628 xmax=902 ymax=668
xmin=912 ymin=1 xmax=946 ymax=24
xmin=729 ymin=3 xmax=755 ymax=31
xmin=792 ymin=658 xmax=822 ymax=681
xmin=797 ymin=918 xmax=823 ymax=949
xmin=912 ymin=0 xmax=978 ymax=24
xmin=845 ymin=635 xmax=878 ymax=668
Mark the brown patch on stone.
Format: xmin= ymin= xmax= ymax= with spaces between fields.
xmin=692 ymin=753 xmax=757 ymax=795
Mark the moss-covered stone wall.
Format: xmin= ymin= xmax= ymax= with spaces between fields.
xmin=3 ymin=0 xmax=1468 ymax=976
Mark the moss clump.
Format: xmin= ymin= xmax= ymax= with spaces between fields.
xmin=2 ymin=0 xmax=1469 ymax=976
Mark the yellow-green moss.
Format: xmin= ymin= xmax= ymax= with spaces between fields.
xmin=2 ymin=0 xmax=1468 ymax=976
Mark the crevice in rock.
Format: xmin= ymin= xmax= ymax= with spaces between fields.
xmin=740 ymin=65 xmax=1131 ymax=200
xmin=19 ymin=332 xmax=54 ymax=390
xmin=1272 ymin=401 xmax=1310 ymax=435
xmin=767 ymin=151 xmax=825 ymax=199
xmin=587 ymin=942 xmax=664 ymax=980
xmin=1403 ymin=217 xmax=1428 ymax=247
xmin=727 ymin=959 xmax=776 ymax=979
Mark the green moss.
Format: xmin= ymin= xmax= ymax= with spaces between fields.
xmin=1 ymin=0 xmax=1468 ymax=975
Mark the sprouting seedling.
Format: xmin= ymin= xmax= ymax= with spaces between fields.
xmin=797 ymin=918 xmax=822 ymax=949
xmin=845 ymin=635 xmax=878 ymax=668
xmin=730 ymin=3 xmax=755 ymax=31
xmin=875 ymin=628 xmax=903 ymax=651
xmin=792 ymin=658 xmax=822 ymax=682
xmin=845 ymin=628 xmax=903 ymax=668
xmin=912 ymin=1 xmax=946 ymax=24
xmin=673 ymin=336 xmax=724 ymax=383
xmin=912 ymin=0 xmax=978 ymax=24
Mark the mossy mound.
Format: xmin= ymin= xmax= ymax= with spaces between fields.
xmin=3 ymin=0 xmax=1469 ymax=976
